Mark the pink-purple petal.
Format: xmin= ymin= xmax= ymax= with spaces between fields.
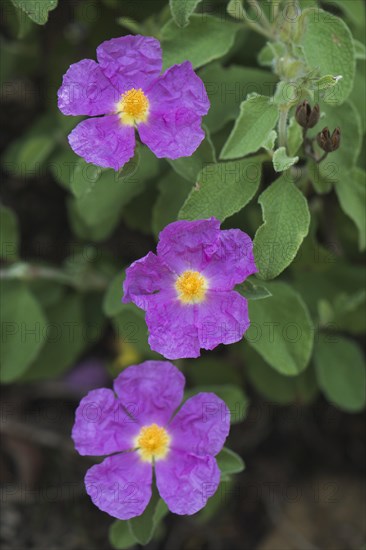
xmin=197 ymin=291 xmax=250 ymax=350
xmin=57 ymin=59 xmax=118 ymax=116
xmin=145 ymin=61 xmax=210 ymax=116
xmin=138 ymin=108 xmax=205 ymax=159
xmin=138 ymin=61 xmax=209 ymax=159
xmin=155 ymin=450 xmax=220 ymax=515
xmin=146 ymin=299 xmax=201 ymax=359
xmin=156 ymin=218 xmax=220 ymax=273
xmin=96 ymin=35 xmax=162 ymax=94
xmin=85 ymin=452 xmax=152 ymax=520
xmin=202 ymin=229 xmax=258 ymax=290
xmin=122 ymin=252 xmax=175 ymax=310
xmin=113 ymin=361 xmax=185 ymax=425
xmin=72 ymin=388 xmax=140 ymax=456
xmin=170 ymin=393 xmax=230 ymax=457
xmin=68 ymin=115 xmax=135 ymax=170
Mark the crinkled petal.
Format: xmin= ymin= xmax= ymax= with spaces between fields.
xmin=145 ymin=61 xmax=209 ymax=116
xmin=97 ymin=35 xmax=162 ymax=94
xmin=138 ymin=62 xmax=209 ymax=159
xmin=202 ymin=229 xmax=257 ymax=290
xmin=170 ymin=393 xmax=230 ymax=456
xmin=58 ymin=59 xmax=118 ymax=116
xmin=72 ymin=388 xmax=140 ymax=456
xmin=85 ymin=452 xmax=152 ymax=520
xmin=68 ymin=115 xmax=135 ymax=170
xmin=156 ymin=218 xmax=220 ymax=274
xmin=123 ymin=252 xmax=175 ymax=310
xmin=155 ymin=450 xmax=220 ymax=515
xmin=113 ymin=361 xmax=185 ymax=426
xmin=145 ymin=299 xmax=200 ymax=359
xmin=138 ymin=108 xmax=205 ymax=159
xmin=197 ymin=291 xmax=250 ymax=350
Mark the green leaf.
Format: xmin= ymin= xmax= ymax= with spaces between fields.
xmin=246 ymin=282 xmax=314 ymax=376
xmin=103 ymin=271 xmax=125 ymax=317
xmin=292 ymin=264 xmax=366 ymax=332
xmin=299 ymin=8 xmax=355 ymax=104
xmin=335 ymin=167 xmax=366 ymax=251
xmin=2 ymin=115 xmax=58 ymax=177
xmin=128 ymin=492 xmax=168 ymax=546
xmin=112 ymin=307 xmax=156 ymax=357
xmin=161 ymin=15 xmax=239 ymax=70
xmin=67 ymin=199 xmax=119 ymax=242
xmin=310 ymin=74 xmax=343 ymax=92
xmin=122 ymin=181 xmax=157 ymax=236
xmin=314 ymin=337 xmax=366 ymax=412
xmin=50 ymin=148 xmax=79 ymax=189
xmin=169 ymin=0 xmax=203 ymax=27
xmin=184 ymin=356 xmax=241 ymax=386
xmin=235 ymin=278 xmax=272 ymax=300
xmin=322 ymin=0 xmax=366 ymax=28
xmin=216 ymin=447 xmax=245 ymax=475
xmin=152 ymin=172 xmax=192 ymax=237
xmin=0 ymin=205 xmax=19 ymax=261
xmin=287 ymin=117 xmax=303 ymax=157
xmin=244 ymin=346 xmax=318 ymax=405
xmin=178 ymin=157 xmax=263 ymax=222
xmin=22 ymin=293 xmax=85 ymax=380
xmin=254 ymin=173 xmax=310 ymax=279
xmin=350 ymin=63 xmax=366 ymax=134
xmin=220 ymin=94 xmax=279 ymax=160
xmin=167 ymin=127 xmax=216 ymax=182
xmin=354 ymin=39 xmax=366 ymax=60
xmin=199 ymin=63 xmax=277 ymax=133
xmin=109 ymin=520 xmax=137 ymax=550
xmin=272 ymin=147 xmax=299 ymax=172
xmin=73 ymin=147 xmax=159 ymax=229
xmin=117 ymin=17 xmax=142 ymax=34
xmin=257 ymin=42 xmax=286 ymax=68
xmin=11 ymin=0 xmax=58 ymax=25
xmin=262 ymin=130 xmax=277 ymax=152
xmin=0 ymin=281 xmax=47 ymax=382
xmin=185 ymin=384 xmax=248 ymax=424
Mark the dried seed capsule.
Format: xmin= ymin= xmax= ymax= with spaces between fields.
xmin=317 ymin=127 xmax=341 ymax=153
xmin=295 ymin=101 xmax=320 ymax=129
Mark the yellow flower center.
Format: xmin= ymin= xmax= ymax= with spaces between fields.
xmin=175 ymin=270 xmax=208 ymax=304
xmin=135 ymin=423 xmax=170 ymax=463
xmin=116 ymin=88 xmax=149 ymax=126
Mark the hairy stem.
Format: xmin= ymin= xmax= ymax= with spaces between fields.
xmin=278 ymin=108 xmax=289 ymax=148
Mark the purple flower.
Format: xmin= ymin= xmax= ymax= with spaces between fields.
xmin=72 ymin=360 xmax=230 ymax=518
xmin=57 ymin=35 xmax=209 ymax=170
xmin=123 ymin=218 xmax=257 ymax=359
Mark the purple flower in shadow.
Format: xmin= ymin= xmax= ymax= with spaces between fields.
xmin=72 ymin=361 xmax=230 ymax=518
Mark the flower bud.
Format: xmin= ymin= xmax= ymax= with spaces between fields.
xmin=316 ymin=127 xmax=341 ymax=153
xmin=295 ymin=101 xmax=320 ymax=129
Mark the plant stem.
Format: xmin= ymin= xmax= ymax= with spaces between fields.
xmin=278 ymin=108 xmax=289 ymax=148
xmin=247 ymin=0 xmax=272 ymax=31
xmin=316 ymin=152 xmax=328 ymax=164
xmin=0 ymin=262 xmax=110 ymax=292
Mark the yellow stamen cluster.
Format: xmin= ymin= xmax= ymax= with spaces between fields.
xmin=117 ymin=88 xmax=149 ymax=126
xmin=135 ymin=423 xmax=170 ymax=463
xmin=175 ymin=270 xmax=208 ymax=304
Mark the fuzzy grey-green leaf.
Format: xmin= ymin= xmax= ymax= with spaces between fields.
xmin=220 ymin=95 xmax=279 ymax=160
xmin=254 ymin=174 xmax=310 ymax=279
xmin=179 ymin=157 xmax=263 ymax=222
